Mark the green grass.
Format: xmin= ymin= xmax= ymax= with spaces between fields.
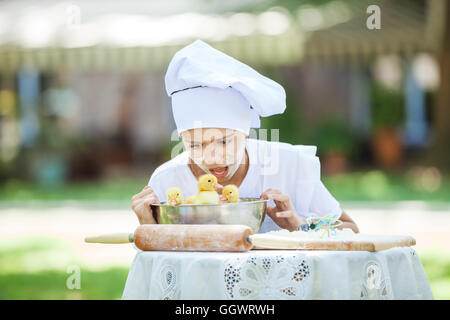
xmin=417 ymin=249 xmax=450 ymax=300
xmin=0 ymin=268 xmax=128 ymax=300
xmin=1 ymin=171 xmax=449 ymax=202
xmin=0 ymin=236 xmax=129 ymax=300
xmin=0 ymin=177 xmax=148 ymax=201
xmin=0 ymin=236 xmax=449 ymax=299
xmin=323 ymin=171 xmax=450 ymax=202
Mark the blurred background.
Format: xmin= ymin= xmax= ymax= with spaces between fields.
xmin=0 ymin=0 xmax=449 ymax=299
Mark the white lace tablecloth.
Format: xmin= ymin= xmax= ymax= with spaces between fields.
xmin=122 ymin=247 xmax=433 ymax=300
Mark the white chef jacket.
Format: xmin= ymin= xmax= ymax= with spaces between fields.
xmin=148 ymin=138 xmax=342 ymax=233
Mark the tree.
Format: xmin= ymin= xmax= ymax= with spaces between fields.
xmin=432 ymin=0 xmax=450 ymax=169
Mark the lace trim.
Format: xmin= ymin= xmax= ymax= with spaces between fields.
xmin=360 ymin=260 xmax=392 ymax=299
xmin=224 ymin=254 xmax=311 ymax=299
xmin=158 ymin=265 xmax=179 ymax=300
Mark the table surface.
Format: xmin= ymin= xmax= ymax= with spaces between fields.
xmin=122 ymin=247 xmax=433 ymax=300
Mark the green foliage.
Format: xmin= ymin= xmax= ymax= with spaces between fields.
xmin=371 ymin=84 xmax=405 ymax=131
xmin=231 ymin=0 xmax=360 ymax=15
xmin=259 ymin=68 xmax=311 ymax=146
xmin=258 ymin=67 xmax=357 ymax=156
xmin=313 ymin=116 xmax=357 ymax=156
xmin=260 ymin=108 xmax=308 ymax=146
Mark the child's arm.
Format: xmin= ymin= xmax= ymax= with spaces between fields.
xmin=260 ymin=189 xmax=306 ymax=231
xmin=131 ymin=186 xmax=160 ymax=225
xmin=306 ymin=181 xmax=360 ymax=233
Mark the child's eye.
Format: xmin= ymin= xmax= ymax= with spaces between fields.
xmin=218 ymin=138 xmax=232 ymax=145
xmin=190 ymin=143 xmax=201 ymax=149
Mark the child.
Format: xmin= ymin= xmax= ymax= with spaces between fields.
xmin=131 ymin=40 xmax=359 ymax=234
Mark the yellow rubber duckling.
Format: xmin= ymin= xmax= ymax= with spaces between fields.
xmin=220 ymin=184 xmax=239 ymax=203
xmin=166 ymin=187 xmax=183 ymax=205
xmin=184 ymin=174 xmax=220 ymax=204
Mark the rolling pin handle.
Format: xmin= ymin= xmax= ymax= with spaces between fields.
xmin=84 ymin=232 xmax=134 ymax=244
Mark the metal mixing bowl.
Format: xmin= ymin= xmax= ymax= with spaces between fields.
xmin=150 ymin=198 xmax=267 ymax=233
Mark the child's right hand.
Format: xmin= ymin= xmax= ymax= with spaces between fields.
xmin=131 ymin=186 xmax=160 ymax=224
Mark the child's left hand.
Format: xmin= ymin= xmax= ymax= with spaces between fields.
xmin=260 ymin=188 xmax=305 ymax=231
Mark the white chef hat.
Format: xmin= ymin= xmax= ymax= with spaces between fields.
xmin=165 ymin=40 xmax=286 ymax=135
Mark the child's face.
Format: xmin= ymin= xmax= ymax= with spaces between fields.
xmin=181 ymin=128 xmax=247 ymax=180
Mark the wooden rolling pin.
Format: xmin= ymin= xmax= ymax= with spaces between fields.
xmin=85 ymin=224 xmax=416 ymax=252
xmin=85 ymin=224 xmax=255 ymax=252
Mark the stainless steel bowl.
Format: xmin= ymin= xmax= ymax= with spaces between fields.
xmin=150 ymin=198 xmax=267 ymax=233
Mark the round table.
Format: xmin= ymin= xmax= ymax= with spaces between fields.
xmin=122 ymin=247 xmax=433 ymax=300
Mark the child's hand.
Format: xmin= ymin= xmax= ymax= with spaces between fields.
xmin=214 ymin=183 xmax=223 ymax=195
xmin=131 ymin=186 xmax=160 ymax=224
xmin=260 ymin=188 xmax=305 ymax=231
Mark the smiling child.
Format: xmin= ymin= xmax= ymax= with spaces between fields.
xmin=131 ymin=40 xmax=359 ymax=234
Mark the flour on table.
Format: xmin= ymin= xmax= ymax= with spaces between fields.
xmin=253 ymin=228 xmax=416 ymax=251
xmin=260 ymin=229 xmax=409 ymax=243
xmin=261 ymin=228 xmax=356 ymax=240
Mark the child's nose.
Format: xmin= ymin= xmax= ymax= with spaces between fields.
xmin=203 ymin=153 xmax=215 ymax=165
xmin=203 ymin=147 xmax=224 ymax=165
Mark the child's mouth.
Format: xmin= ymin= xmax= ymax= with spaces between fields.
xmin=209 ymin=166 xmax=229 ymax=178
